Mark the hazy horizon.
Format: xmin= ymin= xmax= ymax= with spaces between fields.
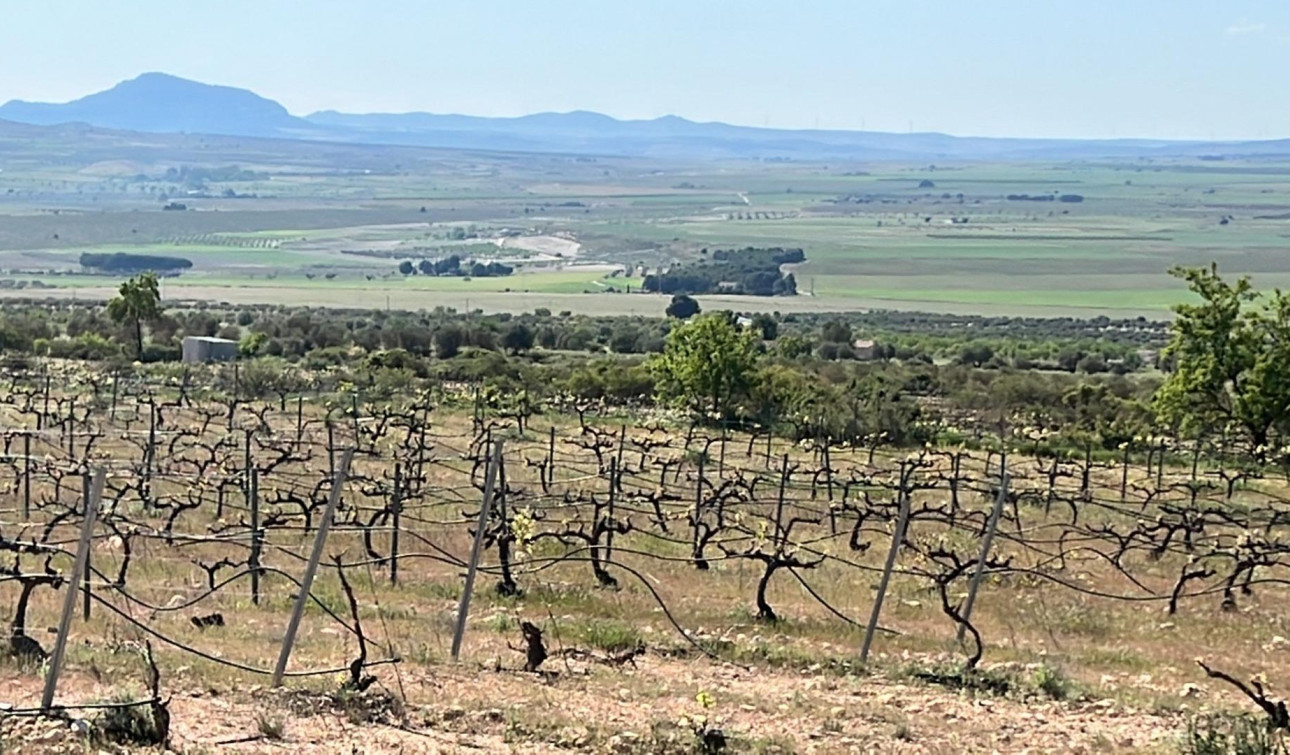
xmin=2 ymin=0 xmax=1288 ymax=141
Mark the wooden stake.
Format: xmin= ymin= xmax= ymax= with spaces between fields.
xmin=41 ymin=468 xmax=105 ymax=712
xmin=250 ymin=468 xmax=261 ymax=606
xmin=861 ymin=463 xmax=911 ymax=664
xmin=774 ymin=453 xmax=788 ymax=548
xmin=451 ymin=441 xmax=503 ymax=661
xmin=272 ymin=449 xmax=354 ymax=687
xmin=958 ymin=460 xmax=1008 ymax=643
xmin=391 ymin=464 xmax=402 ymax=585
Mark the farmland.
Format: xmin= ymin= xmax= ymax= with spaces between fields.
xmin=4 ymin=122 xmax=1290 ymax=317
xmin=7 ymin=120 xmax=1290 ymax=752
xmin=1 ymin=360 xmax=1287 ymax=752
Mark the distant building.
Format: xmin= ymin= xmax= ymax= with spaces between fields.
xmin=852 ymin=339 xmax=878 ymax=360
xmin=735 ymin=316 xmax=755 ymax=329
xmin=182 ymin=336 xmax=238 ymax=363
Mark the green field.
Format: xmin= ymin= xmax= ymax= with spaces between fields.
xmin=3 ymin=126 xmax=1289 ymax=317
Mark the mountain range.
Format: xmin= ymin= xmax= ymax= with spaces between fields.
xmin=2 ymin=72 xmax=1288 ymax=161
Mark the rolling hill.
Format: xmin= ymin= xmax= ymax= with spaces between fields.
xmin=3 ymin=73 xmax=1290 ymax=161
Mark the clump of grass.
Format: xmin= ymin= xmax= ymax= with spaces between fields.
xmin=95 ymin=692 xmax=163 ymax=746
xmin=894 ymin=722 xmax=914 ymax=742
xmin=899 ymin=662 xmax=1014 ymax=696
xmin=748 ymin=735 xmax=798 ymax=754
xmin=665 ymin=637 xmax=857 ymax=676
xmin=1031 ymin=663 xmax=1075 ymax=701
xmin=488 ymin=612 xmax=517 ymax=633
xmin=894 ymin=659 xmax=1081 ymax=701
xmin=1045 ymin=604 xmax=1113 ymax=639
xmin=407 ymin=642 xmax=437 ymax=665
xmin=1182 ymin=714 xmax=1287 ymax=755
xmin=256 ymin=713 xmax=285 ymax=741
xmin=579 ymin=619 xmax=642 ymax=654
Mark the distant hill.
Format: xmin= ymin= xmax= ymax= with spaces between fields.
xmin=0 ymin=72 xmax=312 ymax=138
xmin=4 ymin=73 xmax=1290 ymax=161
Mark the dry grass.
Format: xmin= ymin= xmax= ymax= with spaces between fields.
xmin=0 ymin=380 xmax=1282 ymax=751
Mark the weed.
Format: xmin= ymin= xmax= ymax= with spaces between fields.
xmin=407 ymin=642 xmax=438 ymax=665
xmin=94 ymin=692 xmax=163 ymax=746
xmin=488 ymin=612 xmax=517 ymax=634
xmin=1031 ymin=663 xmax=1075 ymax=701
xmin=579 ymin=619 xmax=643 ymax=654
xmin=1083 ymin=646 xmax=1152 ymax=672
xmin=895 ymin=659 xmax=1081 ymax=701
xmin=1182 ymin=714 xmax=1288 ymax=755
xmin=674 ymin=637 xmax=858 ymax=675
xmin=1046 ymin=604 xmax=1114 ymax=639
xmin=256 ymin=713 xmax=285 ymax=741
xmin=748 ymin=735 xmax=798 ymax=754
xmin=896 ymin=661 xmax=1014 ymax=696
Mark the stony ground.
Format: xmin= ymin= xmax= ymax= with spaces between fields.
xmin=0 ymin=649 xmax=1198 ymax=754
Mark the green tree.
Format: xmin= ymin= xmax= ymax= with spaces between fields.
xmin=665 ymin=294 xmax=701 ymax=320
xmin=956 ymin=342 xmax=994 ymax=367
xmin=650 ymin=313 xmax=760 ymax=418
xmin=398 ymin=260 xmax=415 ymax=275
xmin=750 ymin=313 xmax=779 ymax=340
xmin=434 ymin=324 xmax=465 ymax=359
xmin=821 ymin=320 xmax=852 ymax=344
xmin=501 ymin=323 xmax=535 ymax=354
xmin=105 ymin=272 xmax=162 ymax=358
xmin=1154 ymin=264 xmax=1290 ymax=456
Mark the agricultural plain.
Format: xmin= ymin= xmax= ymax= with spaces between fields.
xmin=3 ymin=123 xmax=1290 ymax=317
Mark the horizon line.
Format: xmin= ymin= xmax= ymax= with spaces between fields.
xmin=2 ymin=71 xmax=1286 ymax=145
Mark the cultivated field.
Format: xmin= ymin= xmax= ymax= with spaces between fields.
xmin=4 ymin=123 xmax=1290 ymax=317
xmin=1 ymin=363 xmax=1286 ymax=752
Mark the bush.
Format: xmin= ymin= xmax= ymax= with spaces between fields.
xmin=1030 ymin=664 xmax=1074 ymax=700
xmin=1076 ymin=354 xmax=1108 ymax=374
xmin=139 ymin=342 xmax=181 ymax=363
xmin=44 ymin=334 xmax=122 ymax=361
xmin=564 ymin=359 xmax=655 ymax=402
xmin=95 ymin=694 xmax=164 ymax=746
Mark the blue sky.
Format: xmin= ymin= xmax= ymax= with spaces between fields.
xmin=1 ymin=0 xmax=1288 ymax=139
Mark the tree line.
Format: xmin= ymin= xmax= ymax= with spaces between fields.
xmin=80 ymin=252 xmax=193 ymax=273
xmin=9 ymin=264 xmax=1280 ymax=461
xmin=397 ymin=254 xmax=513 ymax=278
xmin=642 ymin=247 xmax=802 ymax=296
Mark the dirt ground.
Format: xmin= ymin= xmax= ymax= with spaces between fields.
xmin=0 ymin=649 xmax=1188 ymax=754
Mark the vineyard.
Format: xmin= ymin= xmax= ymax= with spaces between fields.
xmin=2 ymin=362 xmax=1289 ymax=751
xmin=164 ymin=235 xmax=282 ymax=250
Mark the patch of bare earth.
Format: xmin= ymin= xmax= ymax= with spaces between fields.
xmin=2 ymin=652 xmax=1181 ymax=754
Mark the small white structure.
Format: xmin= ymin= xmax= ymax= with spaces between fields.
xmin=182 ymin=336 xmax=239 ymax=364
